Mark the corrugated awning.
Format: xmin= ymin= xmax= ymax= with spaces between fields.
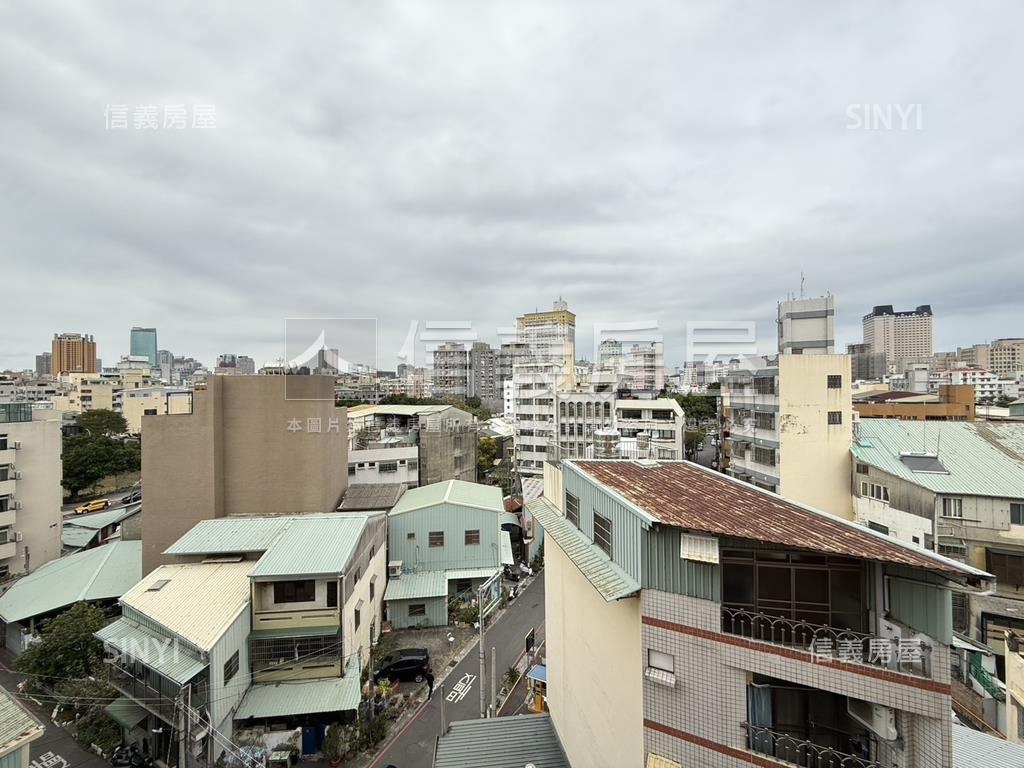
xmin=105 ymin=697 xmax=149 ymax=729
xmin=235 ymin=658 xmax=362 ymax=719
xmin=95 ymin=619 xmax=206 ymax=685
xmin=249 ymin=626 xmax=339 ymax=640
xmin=500 ymin=530 xmax=514 ymax=566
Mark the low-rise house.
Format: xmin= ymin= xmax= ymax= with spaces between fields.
xmin=0 ymin=540 xmax=141 ymax=654
xmin=161 ymin=513 xmax=386 ymax=737
xmin=384 ymin=481 xmax=516 ymax=629
xmin=97 ymin=561 xmax=254 ymax=766
xmin=61 ymin=503 xmax=141 ymax=553
xmin=0 ymin=685 xmax=44 ymax=768
xmin=530 ymin=457 xmax=992 ymax=768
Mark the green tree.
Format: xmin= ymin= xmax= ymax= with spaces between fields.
xmin=17 ymin=602 xmax=110 ymax=684
xmin=477 ymin=436 xmax=498 ymax=481
xmin=672 ymin=394 xmax=717 ymax=423
xmin=76 ymin=409 xmax=128 ymax=437
xmin=684 ymin=429 xmax=706 ymax=460
xmin=63 ymin=434 xmax=141 ymax=499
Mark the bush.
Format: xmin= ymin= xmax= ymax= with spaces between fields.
xmin=530 ymin=543 xmax=544 ymax=573
xmin=457 ymin=604 xmax=479 ymax=625
xmin=75 ymin=710 xmax=121 ymax=756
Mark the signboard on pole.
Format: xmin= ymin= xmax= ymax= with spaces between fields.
xmin=479 ymin=571 xmax=502 ymax=620
xmin=525 ymin=627 xmax=535 ymax=656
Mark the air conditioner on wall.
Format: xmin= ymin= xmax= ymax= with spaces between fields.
xmin=13 ymin=501 xmax=23 ymax=510
xmin=11 ymin=441 xmax=21 ymax=450
xmin=12 ymin=471 xmax=22 ymax=480
xmin=14 ymin=532 xmax=23 ymax=542
xmin=848 ymin=698 xmax=898 ymax=742
xmin=388 ymin=560 xmax=403 ymax=578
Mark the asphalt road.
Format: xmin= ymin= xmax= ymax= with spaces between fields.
xmin=0 ymin=661 xmax=107 ymax=768
xmin=370 ymin=575 xmax=546 ymax=768
xmin=62 ymin=491 xmax=134 ymax=517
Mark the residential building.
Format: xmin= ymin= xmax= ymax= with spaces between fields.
xmin=862 ymin=304 xmax=934 ymax=366
xmin=118 ymin=387 xmax=192 ymax=434
xmin=530 ymin=458 xmax=993 ymax=768
xmin=0 ymin=404 xmax=62 ymax=579
xmin=552 ymin=394 xmax=685 ymax=461
xmin=624 ymin=342 xmax=666 ymax=392
xmin=469 ymin=341 xmax=499 ymax=401
xmin=97 ymin=561 xmax=255 ymax=765
xmin=384 ymin=481 xmax=514 ymax=628
xmin=599 ymin=339 xmax=623 ymax=373
xmin=853 ymin=384 xmax=975 ymax=421
xmin=0 ymin=540 xmax=140 ymax=655
xmin=851 ymin=421 xmax=1024 ymax=669
xmin=432 ymin=342 xmax=470 ymax=399
xmin=989 ymin=338 xmax=1024 ymax=377
xmin=34 ymin=352 xmax=51 ymax=378
xmin=129 ymin=327 xmax=158 ymax=368
xmin=721 ymin=355 xmax=854 ymax=520
xmin=215 ymin=354 xmax=256 ymax=376
xmin=778 ymin=295 xmax=836 ymax=355
xmin=516 ymin=299 xmax=576 ymax=376
xmin=497 ymin=341 xmax=531 ymax=384
xmin=502 ymin=379 xmax=514 ymax=420
xmin=614 ymin=398 xmax=685 ymax=458
xmin=347 ymin=403 xmax=477 ymax=487
xmin=51 ymin=332 xmax=97 ymax=374
xmin=0 ymin=685 xmax=44 ymax=768
xmin=513 ymin=361 xmax=559 ymax=476
xmin=848 ymin=343 xmax=887 ymax=381
xmin=140 ymin=375 xmax=347 ymax=574
xmin=162 ymin=513 xmax=386 ymax=731
xmin=948 ymin=368 xmax=1002 ymax=402
xmin=51 ymin=369 xmax=158 ymax=416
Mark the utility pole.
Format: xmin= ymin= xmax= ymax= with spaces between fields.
xmin=490 ymin=646 xmax=497 ymax=717
xmin=439 ymin=684 xmax=446 ymax=737
xmin=177 ymin=688 xmax=187 ymax=768
xmin=478 ymin=582 xmax=486 ymax=719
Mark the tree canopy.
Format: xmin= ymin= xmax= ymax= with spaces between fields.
xmin=76 ymin=409 xmax=128 ymax=437
xmin=672 ymin=393 xmax=718 ymax=423
xmin=17 ymin=602 xmax=110 ymax=684
xmin=62 ymin=410 xmax=141 ymax=499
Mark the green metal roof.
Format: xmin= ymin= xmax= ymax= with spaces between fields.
xmin=249 ymin=626 xmax=340 ymax=640
xmin=0 ymin=685 xmax=43 ymax=752
xmin=446 ymin=567 xmax=500 ymax=581
xmin=0 ymin=541 xmax=142 ymax=624
xmin=528 ymin=497 xmax=640 ymax=602
xmin=163 ymin=516 xmax=295 ymax=555
xmin=248 ymin=515 xmax=369 ymax=579
xmin=95 ymin=618 xmax=206 ymax=685
xmin=390 ymin=480 xmax=504 ymax=516
xmin=433 ymin=714 xmax=569 ymax=768
xmin=384 ymin=571 xmax=448 ymax=601
xmin=105 ymin=697 xmax=149 ymax=729
xmin=64 ymin=505 xmax=141 ymax=530
xmin=852 ymin=421 xmax=1024 ymax=498
xmin=61 ymin=526 xmax=99 ymax=549
xmin=235 ymin=657 xmax=361 ymax=719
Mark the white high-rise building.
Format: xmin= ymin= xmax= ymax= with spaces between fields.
xmin=777 ymin=296 xmax=835 ymax=355
xmin=862 ymin=304 xmax=934 ymax=366
xmin=432 ymin=342 xmax=470 ymax=399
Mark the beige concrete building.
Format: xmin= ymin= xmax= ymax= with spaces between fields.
xmin=853 ymin=384 xmax=975 ymax=422
xmin=777 ymin=295 xmax=835 ymax=355
xmin=991 ymin=338 xmax=1024 ymax=377
xmin=862 ymin=305 xmax=933 ymax=366
xmin=117 ymin=386 xmax=192 ymax=434
xmin=0 ymin=404 xmax=62 ymax=578
xmin=722 ymin=355 xmax=854 ymax=520
xmin=51 ymin=332 xmax=97 ymax=375
xmin=530 ymin=458 xmax=989 ymax=768
xmin=141 ymin=375 xmax=347 ymax=574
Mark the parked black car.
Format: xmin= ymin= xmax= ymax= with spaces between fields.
xmin=121 ymin=488 xmax=142 ymax=504
xmin=375 ymin=648 xmax=430 ymax=683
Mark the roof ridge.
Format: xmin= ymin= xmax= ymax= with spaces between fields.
xmin=79 ymin=539 xmax=120 ymax=600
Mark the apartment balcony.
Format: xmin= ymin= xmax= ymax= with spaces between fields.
xmin=0 ymin=541 xmax=16 ymax=561
xmin=106 ymin=664 xmax=208 ymax=724
xmin=721 ymin=606 xmax=931 ymax=678
xmin=252 ymin=606 xmax=341 ymax=633
xmin=742 ymin=723 xmax=881 ymax=768
xmin=0 ymin=449 xmax=16 ymax=465
xmin=0 ymin=479 xmax=15 ymax=497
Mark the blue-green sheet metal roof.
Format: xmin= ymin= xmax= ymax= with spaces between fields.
xmin=433 ymin=714 xmax=568 ymax=768
xmin=384 ymin=571 xmax=447 ymax=601
xmin=852 ymin=421 xmax=1024 ymax=498
xmin=249 ymin=515 xmax=368 ymax=579
xmin=0 ymin=541 xmax=142 ymax=624
xmin=105 ymin=697 xmax=149 ymax=729
xmin=445 ymin=567 xmax=500 ymax=581
xmin=249 ymin=626 xmax=340 ymax=640
xmin=61 ymin=526 xmax=99 ymax=549
xmin=0 ymin=686 xmax=43 ymax=751
xmin=163 ymin=516 xmax=295 ymax=555
xmin=527 ymin=497 xmax=640 ymax=602
xmin=95 ymin=618 xmax=206 ymax=685
xmin=64 ymin=505 xmax=141 ymax=530
xmin=235 ymin=657 xmax=361 ymax=719
xmin=390 ymin=480 xmax=504 ymax=515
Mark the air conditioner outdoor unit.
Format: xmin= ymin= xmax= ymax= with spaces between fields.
xmin=11 ymin=441 xmax=21 ymax=450
xmin=12 ymin=471 xmax=22 ymax=480
xmin=848 ymin=698 xmax=898 ymax=742
xmin=14 ymin=532 xmax=23 ymax=542
xmin=388 ymin=560 xmax=403 ymax=578
xmin=13 ymin=501 xmax=23 ymax=510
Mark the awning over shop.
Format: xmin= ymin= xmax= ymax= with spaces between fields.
xmin=105 ymin=697 xmax=149 ymax=729
xmin=235 ymin=658 xmax=361 ymax=719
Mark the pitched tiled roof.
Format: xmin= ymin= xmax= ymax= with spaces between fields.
xmin=570 ymin=460 xmax=989 ymax=580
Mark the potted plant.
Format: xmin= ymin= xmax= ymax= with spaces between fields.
xmin=323 ymin=723 xmax=344 ymax=768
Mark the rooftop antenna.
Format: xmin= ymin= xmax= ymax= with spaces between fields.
xmin=799 ymin=272 xmax=805 ymax=299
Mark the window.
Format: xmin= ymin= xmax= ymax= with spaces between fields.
xmin=348 ymin=464 xmax=356 ymax=476
xmin=223 ymin=651 xmax=239 ymax=684
xmin=409 ymin=603 xmax=426 ymax=618
xmin=379 ymin=462 xmax=398 ymax=473
xmin=465 ymin=529 xmax=480 ymax=545
xmin=753 ymin=446 xmax=776 ymax=467
xmin=869 ymin=483 xmax=889 ymax=503
xmin=454 ymin=578 xmax=472 ymax=594
xmin=827 ymin=374 xmax=842 ymax=389
xmin=856 ymin=462 xmax=869 ymax=475
xmin=429 ymin=531 xmax=444 ymax=547
xmin=754 ymin=412 xmax=775 ymax=430
xmin=369 ymin=579 xmax=375 ymax=601
xmin=274 ymin=580 xmax=316 ymax=603
xmin=563 ymin=493 xmax=580 ymax=528
xmin=407 ymin=532 xmax=415 ymax=540
xmin=942 ymin=498 xmax=963 ymax=518
xmin=988 ymin=550 xmax=1024 ymax=588
xmin=860 ymin=481 xmax=869 ymax=496
xmin=827 ymin=411 xmax=842 ymax=425
xmin=593 ymin=512 xmax=612 ymax=557
xmin=648 ymin=649 xmax=674 ymax=673
xmin=327 ymin=581 xmax=338 ymax=608
xmin=354 ymin=608 xmax=361 ymax=630
xmin=754 ymin=377 xmax=776 ymax=395
xmin=867 ymin=521 xmax=890 ymax=535
xmin=1012 ymin=502 xmax=1024 ymax=526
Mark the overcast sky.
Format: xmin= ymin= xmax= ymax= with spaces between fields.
xmin=2 ymin=1 xmax=1022 ymax=372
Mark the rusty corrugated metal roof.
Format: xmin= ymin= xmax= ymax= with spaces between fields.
xmin=571 ymin=460 xmax=987 ymax=578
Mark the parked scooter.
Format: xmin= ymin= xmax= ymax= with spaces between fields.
xmin=110 ymin=743 xmax=152 ymax=768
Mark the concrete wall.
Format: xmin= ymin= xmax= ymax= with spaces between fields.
xmin=0 ymin=412 xmax=62 ymax=576
xmin=141 ymin=375 xmax=347 ymax=573
xmin=208 ymin=607 xmax=251 ymax=733
xmin=546 ymin=532 xmax=643 ymax=768
xmin=343 ymin=524 xmax=388 ymax=669
xmin=778 ymin=354 xmax=854 ymax=520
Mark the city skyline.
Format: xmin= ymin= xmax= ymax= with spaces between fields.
xmin=3 ymin=3 xmax=1023 ymax=371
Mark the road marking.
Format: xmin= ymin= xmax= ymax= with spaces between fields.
xmin=445 ymin=673 xmax=476 ymax=703
xmin=30 ymin=752 xmax=69 ymax=768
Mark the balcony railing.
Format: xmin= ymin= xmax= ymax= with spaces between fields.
xmin=742 ymin=723 xmax=881 ymax=768
xmin=722 ymin=606 xmax=931 ymax=678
